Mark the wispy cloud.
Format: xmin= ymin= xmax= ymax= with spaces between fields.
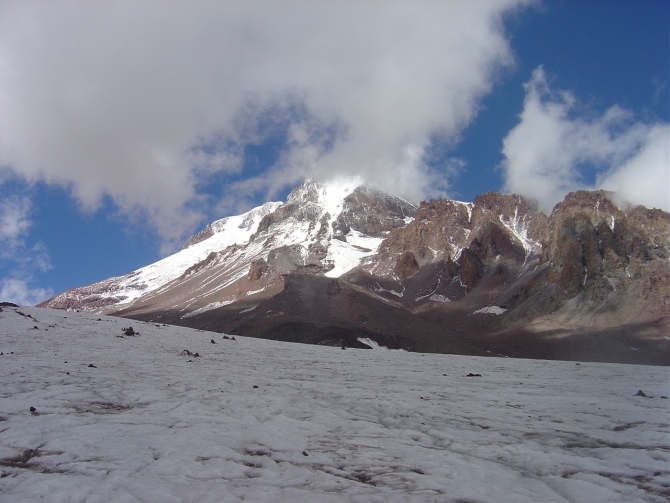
xmin=0 ymin=194 xmax=52 ymax=305
xmin=0 ymin=0 xmax=530 ymax=247
xmin=502 ymin=67 xmax=669 ymax=212
xmin=0 ymin=196 xmax=31 ymax=250
xmin=0 ymin=278 xmax=52 ymax=307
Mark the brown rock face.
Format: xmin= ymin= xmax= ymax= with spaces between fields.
xmin=181 ymin=251 xmax=219 ymax=279
xmin=182 ymin=225 xmax=214 ymax=250
xmin=472 ymin=191 xmax=537 ymax=221
xmin=468 ymin=223 xmax=525 ymax=262
xmin=254 ymin=201 xmax=322 ymax=238
xmin=333 ymin=187 xmax=416 ymax=238
xmin=540 ymin=190 xmax=670 ymax=305
xmin=459 ymin=248 xmax=484 ymax=292
xmin=252 ymin=182 xmax=416 ymax=244
xmin=394 ymin=251 xmax=420 ymax=278
xmin=251 ymin=182 xmax=326 ymax=238
xmin=371 ymin=199 xmax=472 ymax=275
xmin=248 ymin=258 xmax=270 ymax=281
xmin=355 ymin=188 xmax=668 ymax=364
xmin=370 ymin=191 xmax=540 ymax=277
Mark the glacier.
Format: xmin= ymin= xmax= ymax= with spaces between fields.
xmin=1 ymin=305 xmax=668 ymax=502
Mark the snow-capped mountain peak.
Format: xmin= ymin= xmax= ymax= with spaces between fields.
xmin=42 ymin=180 xmax=417 ymax=314
xmin=247 ymin=179 xmax=418 ymax=278
xmin=287 ymin=177 xmax=359 ymax=219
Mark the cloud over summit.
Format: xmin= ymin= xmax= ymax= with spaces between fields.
xmin=502 ymin=67 xmax=669 ymax=212
xmin=0 ymin=0 xmax=527 ymax=245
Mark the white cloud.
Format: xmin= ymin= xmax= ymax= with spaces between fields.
xmin=0 ymin=0 xmax=529 ymax=246
xmin=0 ymin=196 xmax=31 ymax=249
xmin=597 ymin=124 xmax=670 ymax=211
xmin=0 ymin=277 xmax=52 ymax=306
xmin=502 ymin=67 xmax=669 ymax=212
xmin=0 ymin=194 xmax=52 ymax=302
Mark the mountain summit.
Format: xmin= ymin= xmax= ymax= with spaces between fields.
xmin=41 ymin=180 xmax=416 ymax=314
xmin=40 ymin=181 xmax=669 ymax=364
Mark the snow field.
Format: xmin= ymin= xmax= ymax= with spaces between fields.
xmin=96 ymin=202 xmax=281 ymax=307
xmin=0 ymin=307 xmax=668 ymax=503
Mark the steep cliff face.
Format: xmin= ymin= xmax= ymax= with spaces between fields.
xmin=334 ymin=186 xmax=415 ymax=238
xmin=344 ymin=189 xmax=668 ymax=363
xmin=534 ymin=191 xmax=670 ymax=330
xmin=364 ymin=190 xmax=668 ymax=313
xmin=369 ymin=192 xmax=542 ymax=279
xmin=39 ymin=182 xmax=669 ymax=364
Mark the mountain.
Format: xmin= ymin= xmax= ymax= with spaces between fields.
xmin=39 ymin=181 xmax=670 ymax=364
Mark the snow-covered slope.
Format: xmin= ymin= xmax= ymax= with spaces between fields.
xmin=117 ymin=201 xmax=283 ymax=302
xmin=1 ymin=306 xmax=668 ymax=502
xmin=37 ymin=201 xmax=281 ymax=311
xmin=40 ymin=180 xmax=417 ymax=315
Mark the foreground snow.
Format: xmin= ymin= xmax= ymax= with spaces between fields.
xmin=0 ymin=307 xmax=668 ymax=503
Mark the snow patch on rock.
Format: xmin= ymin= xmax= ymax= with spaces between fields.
xmin=182 ymin=299 xmax=236 ymax=317
xmin=357 ymin=337 xmax=390 ymax=350
xmin=429 ymin=294 xmax=451 ymax=303
xmin=473 ymin=305 xmax=507 ymax=315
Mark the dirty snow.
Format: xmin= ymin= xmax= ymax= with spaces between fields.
xmin=356 ymin=338 xmax=389 ymax=351
xmin=429 ymin=294 xmax=450 ymax=303
xmin=1 ymin=306 xmax=668 ymax=503
xmin=473 ymin=306 xmax=507 ymax=315
xmin=181 ymin=300 xmax=236 ymax=318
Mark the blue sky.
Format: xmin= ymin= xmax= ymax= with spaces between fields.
xmin=0 ymin=0 xmax=668 ymax=305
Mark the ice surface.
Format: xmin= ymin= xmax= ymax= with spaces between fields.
xmin=1 ymin=306 xmax=668 ymax=502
